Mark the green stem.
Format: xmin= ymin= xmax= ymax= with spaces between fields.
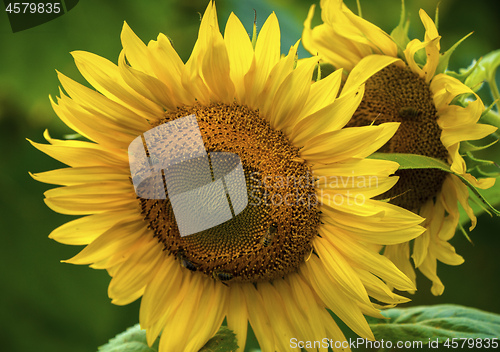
xmin=481 ymin=109 xmax=500 ymax=126
xmin=480 ymin=109 xmax=500 ymax=139
xmin=485 ymin=61 xmax=500 ymax=139
xmin=489 ymin=74 xmax=500 ymax=103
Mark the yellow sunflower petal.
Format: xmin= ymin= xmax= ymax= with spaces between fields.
xmin=321 ymin=199 xmax=424 ymax=232
xmin=147 ymin=33 xmax=194 ymax=105
xmin=108 ymin=236 xmax=163 ymax=305
xmin=318 ymin=307 xmax=350 ymax=352
xmin=302 ymin=67 xmax=343 ymax=117
xmin=440 ymin=175 xmax=479 ymax=232
xmin=430 ymin=239 xmax=464 ymax=266
xmin=148 ymin=275 xmax=194 ymax=346
xmin=383 ymin=242 xmax=417 ymax=293
xmin=404 ymin=37 xmax=440 ymax=82
xmin=417 ymin=9 xmax=441 ymax=81
xmin=289 ymin=273 xmax=341 ymax=344
xmin=139 ymin=255 xmax=179 ymax=330
xmin=314 ymin=237 xmax=373 ymax=309
xmin=118 ymin=50 xmax=178 ymax=111
xmin=303 ymin=6 xmax=361 ymax=70
xmin=304 ymin=0 xmax=398 ymax=71
xmin=43 ymin=195 xmax=134 ymax=215
xmin=120 ymin=21 xmax=154 ymax=75
xmin=56 ymin=71 xmax=151 ymax=132
xmin=449 ymin=175 xmax=478 ymax=230
xmin=300 ymin=122 xmax=399 ymax=164
xmin=333 ymin=0 xmax=398 ymax=57
xmin=244 ymin=12 xmax=280 ymax=108
xmin=441 ymin=123 xmax=498 ymax=149
xmin=354 ymin=268 xmax=411 ymax=305
xmin=258 ymin=282 xmax=297 ymax=352
xmin=431 ymin=73 xmax=476 ymax=108
xmin=303 ymin=256 xmax=375 ymax=340
xmin=342 ymin=55 xmax=400 ymax=93
xmin=71 ymin=50 xmax=163 ymax=116
xmin=64 ymin=220 xmax=146 ymax=266
xmin=226 ymin=285 xmax=248 ymax=352
xmin=258 ymin=41 xmax=300 ymax=121
xmin=411 ymin=200 xmax=434 ymax=267
xmin=241 ymin=283 xmax=275 ymax=352
xmin=418 ymin=254 xmax=445 ymax=295
xmin=184 ymin=280 xmax=227 ymax=352
xmin=412 ymin=228 xmax=431 ymax=269
xmin=437 ymin=103 xmax=483 ymax=129
xmin=29 ymin=139 xmax=125 ymax=169
xmin=463 ymin=173 xmax=496 ymax=190
xmin=321 ymin=215 xmax=422 ymax=254
xmin=290 ymin=83 xmax=364 ymax=146
xmin=52 ymin=94 xmax=139 ymax=148
xmin=274 ymin=278 xmax=325 ymax=350
xmin=224 ymin=12 xmax=254 ymax=102
xmin=202 ymin=21 xmax=235 ymax=103
xmin=48 ymin=208 xmax=141 ymax=245
xmin=181 ymin=2 xmax=220 ymax=104
xmin=436 ymin=210 xmax=460 ymax=243
xmin=30 ymin=166 xmax=129 ymax=185
xmin=317 ymin=175 xmax=398 ymax=198
xmin=269 ymin=56 xmax=318 ymax=131
xmin=327 ymin=231 xmax=416 ymax=291
xmin=312 ymin=158 xmax=399 ymax=178
xmin=157 ymin=275 xmax=205 ymax=352
xmin=43 ymin=181 xmax=135 ymax=215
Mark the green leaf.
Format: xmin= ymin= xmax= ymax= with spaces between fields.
xmin=465 ymin=49 xmax=500 ymax=101
xmin=313 ymin=63 xmax=337 ymax=81
xmin=199 ymin=326 xmax=238 ymax=352
xmin=460 ymin=139 xmax=498 ymax=153
xmin=63 ymin=133 xmax=83 ymax=140
xmin=459 ymin=184 xmax=500 ymax=225
xmin=390 ymin=0 xmax=410 ymax=58
xmin=98 ymin=325 xmax=238 ymax=352
xmin=464 ymin=151 xmax=498 ymax=171
xmin=436 ymin=32 xmax=473 ymax=75
xmin=475 ymin=166 xmax=500 ymax=178
xmin=480 ymin=109 xmax=500 ymax=138
xmin=446 ymin=59 xmax=480 ymax=84
xmin=98 ymin=325 xmax=158 ymax=352
xmin=456 ymin=222 xmax=473 ymax=243
xmin=355 ymin=0 xmax=363 ymax=17
xmin=369 ymin=153 xmax=500 ymax=216
xmin=367 ymin=304 xmax=500 ymax=341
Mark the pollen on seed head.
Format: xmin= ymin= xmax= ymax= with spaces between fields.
xmin=139 ymin=102 xmax=320 ymax=282
xmin=347 ymin=64 xmax=449 ymax=210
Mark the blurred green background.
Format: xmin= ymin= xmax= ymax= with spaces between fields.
xmin=1 ymin=1 xmax=499 ymax=351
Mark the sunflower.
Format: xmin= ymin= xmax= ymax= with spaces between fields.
xmin=30 ymin=2 xmax=426 ymax=351
xmin=303 ymin=0 xmax=497 ymax=295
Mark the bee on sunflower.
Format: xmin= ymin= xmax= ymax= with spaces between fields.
xmin=303 ymin=0 xmax=498 ymax=295
xmin=30 ymin=2 xmax=428 ymax=351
